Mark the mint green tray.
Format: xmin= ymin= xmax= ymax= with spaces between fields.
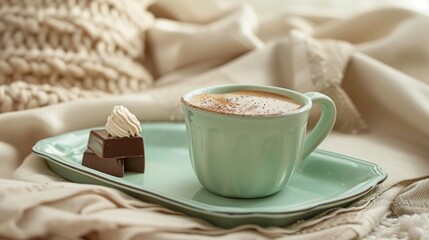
xmin=32 ymin=123 xmax=386 ymax=228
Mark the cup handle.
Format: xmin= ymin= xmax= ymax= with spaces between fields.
xmin=302 ymin=92 xmax=337 ymax=160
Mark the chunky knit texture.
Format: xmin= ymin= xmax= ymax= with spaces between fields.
xmin=0 ymin=0 xmax=153 ymax=113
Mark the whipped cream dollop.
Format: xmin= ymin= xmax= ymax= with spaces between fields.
xmin=105 ymin=105 xmax=142 ymax=138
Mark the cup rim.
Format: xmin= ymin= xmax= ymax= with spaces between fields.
xmin=181 ymin=84 xmax=312 ymax=118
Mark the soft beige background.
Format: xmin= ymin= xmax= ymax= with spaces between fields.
xmin=232 ymin=0 xmax=429 ymax=14
xmin=0 ymin=0 xmax=429 ymax=239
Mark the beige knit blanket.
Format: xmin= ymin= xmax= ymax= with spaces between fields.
xmin=0 ymin=0 xmax=153 ymax=113
xmin=1 ymin=1 xmax=429 ymax=239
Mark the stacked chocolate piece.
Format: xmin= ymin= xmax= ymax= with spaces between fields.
xmin=82 ymin=105 xmax=145 ymax=177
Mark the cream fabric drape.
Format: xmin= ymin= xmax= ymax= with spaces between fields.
xmin=0 ymin=1 xmax=429 ymax=239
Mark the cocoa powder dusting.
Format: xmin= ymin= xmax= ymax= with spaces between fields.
xmin=187 ymin=90 xmax=301 ymax=116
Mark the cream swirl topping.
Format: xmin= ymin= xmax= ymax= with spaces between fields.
xmin=105 ymin=105 xmax=142 ymax=137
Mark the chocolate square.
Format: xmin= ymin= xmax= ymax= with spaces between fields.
xmin=87 ymin=129 xmax=144 ymax=158
xmin=82 ymin=149 xmax=124 ymax=177
xmin=124 ymin=156 xmax=145 ymax=173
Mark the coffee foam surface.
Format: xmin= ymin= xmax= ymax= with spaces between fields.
xmin=187 ymin=90 xmax=301 ymax=116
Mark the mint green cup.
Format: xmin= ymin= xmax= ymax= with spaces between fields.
xmin=181 ymin=84 xmax=336 ymax=198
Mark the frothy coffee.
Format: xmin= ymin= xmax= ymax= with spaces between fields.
xmin=186 ymin=90 xmax=301 ymax=116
